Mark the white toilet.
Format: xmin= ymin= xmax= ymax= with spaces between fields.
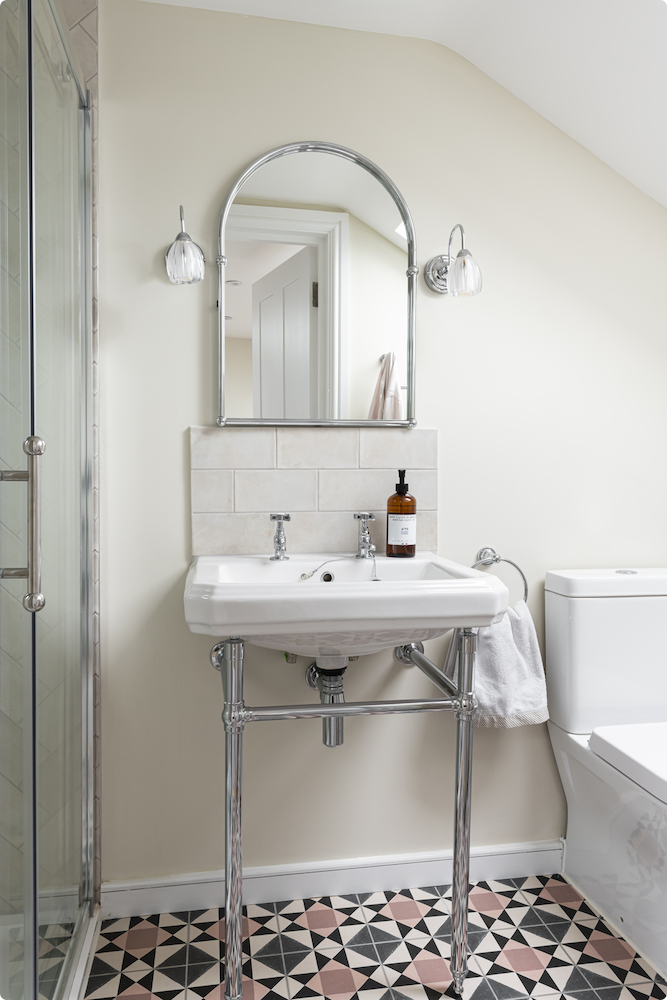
xmin=545 ymin=568 xmax=667 ymax=978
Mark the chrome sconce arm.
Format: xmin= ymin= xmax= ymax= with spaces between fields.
xmin=424 ymin=223 xmax=482 ymax=297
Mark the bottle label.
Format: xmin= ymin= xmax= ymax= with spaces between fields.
xmin=387 ymin=513 xmax=416 ymax=545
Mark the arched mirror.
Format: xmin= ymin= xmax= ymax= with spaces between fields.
xmin=217 ymin=142 xmax=417 ymax=426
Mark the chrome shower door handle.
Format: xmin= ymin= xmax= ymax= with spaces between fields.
xmin=23 ymin=436 xmax=46 ymax=612
xmin=0 ymin=436 xmax=45 ymax=609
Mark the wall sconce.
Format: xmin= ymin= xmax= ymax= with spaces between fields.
xmin=165 ymin=206 xmax=205 ymax=284
xmin=424 ymin=224 xmax=482 ymax=296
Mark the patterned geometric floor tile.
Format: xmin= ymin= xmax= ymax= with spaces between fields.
xmin=277 ymin=896 xmax=371 ymax=959
xmin=86 ymin=975 xmax=123 ymax=999
xmin=31 ymin=922 xmax=76 ymax=999
xmin=85 ymin=879 xmax=667 ymax=1000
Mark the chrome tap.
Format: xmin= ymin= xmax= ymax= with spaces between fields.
xmin=354 ymin=512 xmax=376 ymax=559
xmin=270 ymin=513 xmax=290 ymax=561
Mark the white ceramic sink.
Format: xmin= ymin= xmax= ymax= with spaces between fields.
xmin=184 ymin=552 xmax=509 ymax=657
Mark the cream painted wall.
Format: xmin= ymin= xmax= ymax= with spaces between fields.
xmin=224 ymin=337 xmax=253 ymax=417
xmin=99 ymin=1 xmax=667 ymax=882
xmin=348 ymin=214 xmax=407 ymax=419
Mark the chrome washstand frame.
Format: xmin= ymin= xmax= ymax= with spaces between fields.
xmin=216 ymin=141 xmax=418 ymax=428
xmin=211 ymin=629 xmax=478 ymax=1000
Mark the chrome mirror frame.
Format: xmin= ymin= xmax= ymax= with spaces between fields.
xmin=216 ymin=141 xmax=417 ymax=427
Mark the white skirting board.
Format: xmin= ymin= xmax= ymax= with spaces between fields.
xmin=101 ymin=839 xmax=563 ymax=919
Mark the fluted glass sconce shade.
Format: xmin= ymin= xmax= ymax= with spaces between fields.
xmin=423 ymin=223 xmax=482 ymax=296
xmin=448 ymin=248 xmax=482 ymax=297
xmin=165 ymin=205 xmax=205 ymax=284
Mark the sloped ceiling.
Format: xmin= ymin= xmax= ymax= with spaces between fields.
xmin=137 ymin=0 xmax=667 ymax=210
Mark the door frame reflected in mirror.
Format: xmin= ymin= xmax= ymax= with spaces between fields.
xmin=216 ymin=141 xmax=417 ymax=427
xmin=226 ymin=204 xmax=349 ymax=420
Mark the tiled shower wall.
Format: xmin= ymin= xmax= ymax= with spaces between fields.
xmin=0 ymin=3 xmax=25 ymax=919
xmin=62 ymin=0 xmax=97 ymax=95
xmin=190 ymin=427 xmax=438 ymax=555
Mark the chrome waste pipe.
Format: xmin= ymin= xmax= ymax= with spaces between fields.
xmin=212 ymin=631 xmax=477 ymax=999
xmin=306 ymin=662 xmax=348 ymax=747
xmin=318 ymin=670 xmax=345 ymax=747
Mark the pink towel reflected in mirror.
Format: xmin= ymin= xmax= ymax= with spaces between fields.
xmin=368 ymin=351 xmax=404 ymax=420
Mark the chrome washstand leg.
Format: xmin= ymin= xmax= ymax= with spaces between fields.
xmin=450 ymin=628 xmax=477 ymax=994
xmin=212 ymin=638 xmax=246 ymax=1000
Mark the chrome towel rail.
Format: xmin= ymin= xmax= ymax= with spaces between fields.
xmin=473 ymin=546 xmax=528 ymax=603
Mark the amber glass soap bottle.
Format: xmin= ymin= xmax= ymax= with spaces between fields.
xmin=386 ymin=469 xmax=416 ymax=557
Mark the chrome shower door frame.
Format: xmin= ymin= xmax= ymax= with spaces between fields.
xmin=0 ymin=0 xmax=95 ymax=993
xmin=212 ymin=630 xmax=477 ymax=1000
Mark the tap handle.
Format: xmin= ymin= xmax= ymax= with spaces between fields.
xmin=270 ymin=513 xmax=290 ymax=561
xmin=354 ymin=512 xmax=376 ymax=559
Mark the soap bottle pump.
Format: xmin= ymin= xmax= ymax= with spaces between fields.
xmin=386 ymin=469 xmax=416 ymax=558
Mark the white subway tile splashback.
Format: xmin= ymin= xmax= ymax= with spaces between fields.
xmin=191 ymin=470 xmax=233 ymax=513
xmin=192 ymin=513 xmax=271 ymax=556
xmin=318 ymin=469 xmax=437 ymax=512
xmin=413 ymin=511 xmax=437 ymax=551
xmin=189 ymin=426 xmax=437 ymax=555
xmin=234 ymin=470 xmax=318 ymax=513
xmin=291 ymin=512 xmax=362 ymax=553
xmin=355 ymin=510 xmax=437 ymax=552
xmin=359 ymin=428 xmax=437 ymax=469
xmin=190 ymin=426 xmax=276 ymax=469
xmin=192 ymin=510 xmax=438 ymax=556
xmin=277 ymin=427 xmax=359 ymax=469
xmin=194 ymin=512 xmax=358 ymax=556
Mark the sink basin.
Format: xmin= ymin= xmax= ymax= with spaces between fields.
xmin=184 ymin=551 xmax=509 ymax=657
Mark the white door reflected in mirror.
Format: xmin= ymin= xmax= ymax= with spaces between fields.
xmin=252 ymin=245 xmax=317 ymax=419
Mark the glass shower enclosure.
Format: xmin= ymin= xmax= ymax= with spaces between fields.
xmin=0 ymin=0 xmax=94 ymax=996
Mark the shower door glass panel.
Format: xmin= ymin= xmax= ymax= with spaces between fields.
xmin=0 ymin=1 xmax=32 ymax=997
xmin=0 ymin=0 xmax=89 ymax=997
xmin=34 ymin=0 xmax=85 ymax=994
